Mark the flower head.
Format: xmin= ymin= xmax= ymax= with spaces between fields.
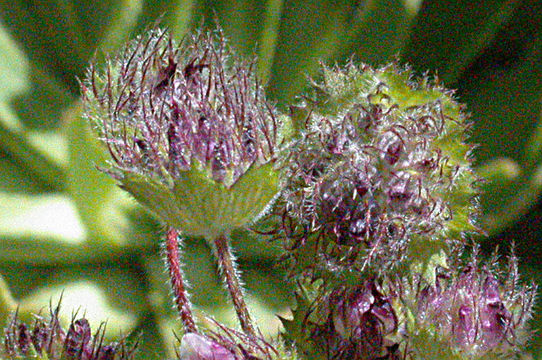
xmin=405 ymin=250 xmax=536 ymax=359
xmin=279 ymin=63 xmax=479 ymax=282
xmin=179 ymin=333 xmax=235 ymax=360
xmin=2 ymin=307 xmax=136 ymax=360
xmin=82 ymin=28 xmax=281 ymax=238
xmin=280 ymin=280 xmax=401 ymax=360
xmin=322 ymin=281 xmax=400 ymax=359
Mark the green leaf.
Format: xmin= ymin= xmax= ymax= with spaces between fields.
xmin=335 ymin=0 xmax=415 ymax=65
xmin=257 ymin=0 xmax=285 ymax=85
xmin=0 ymin=274 xmax=16 ymax=324
xmin=66 ymin=104 xmax=131 ymax=245
xmin=0 ymin=192 xmax=86 ymax=245
xmin=0 ymin=192 xmax=147 ymax=264
xmin=402 ymin=0 xmax=521 ymax=83
xmin=0 ymin=0 xmax=143 ymax=94
xmin=131 ymin=312 xmax=168 ymax=360
xmin=266 ymin=0 xmax=363 ymax=106
xmin=10 ymin=263 xmax=147 ymax=336
xmin=0 ymin=1 xmax=91 ymax=92
xmin=463 ymin=36 xmax=542 ymax=232
xmin=71 ymin=0 xmax=143 ymax=55
xmin=0 ymin=25 xmax=28 ymax=102
xmin=0 ymin=108 xmax=65 ymax=192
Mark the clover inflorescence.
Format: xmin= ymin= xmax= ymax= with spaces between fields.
xmin=77 ymin=25 xmax=536 ymax=360
xmin=406 ymin=250 xmax=536 ymax=359
xmin=83 ymin=28 xmax=278 ymax=187
xmin=279 ymin=63 xmax=480 ymax=282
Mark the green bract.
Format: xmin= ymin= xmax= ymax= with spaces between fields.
xmin=120 ymin=162 xmax=278 ymax=239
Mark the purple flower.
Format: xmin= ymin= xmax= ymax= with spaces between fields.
xmin=82 ymin=28 xmax=282 ymax=238
xmin=299 ymin=281 xmax=401 ymax=360
xmin=180 ymin=333 xmax=236 ymax=360
xmin=412 ymin=251 xmax=536 ymax=358
xmin=83 ymin=28 xmax=278 ymax=187
xmin=2 ymin=306 xmax=135 ymax=360
xmin=278 ymin=63 xmax=480 ymax=281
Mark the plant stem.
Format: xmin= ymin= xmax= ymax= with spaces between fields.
xmin=165 ymin=227 xmax=197 ymax=333
xmin=213 ymin=233 xmax=256 ymax=336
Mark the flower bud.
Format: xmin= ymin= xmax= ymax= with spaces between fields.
xmin=179 ymin=333 xmax=235 ymax=360
xmin=2 ymin=306 xmax=135 ymax=360
xmin=179 ymin=322 xmax=298 ymax=360
xmin=282 ymin=281 xmax=400 ymax=360
xmin=407 ymin=251 xmax=536 ymax=359
xmin=279 ymin=62 xmax=480 ymax=282
xmin=82 ymin=28 xmax=282 ymax=239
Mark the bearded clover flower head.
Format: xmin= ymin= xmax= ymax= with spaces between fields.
xmin=279 ymin=62 xmax=480 ymax=283
xmin=82 ymin=27 xmax=281 ymax=239
xmin=403 ymin=249 xmax=536 ymax=360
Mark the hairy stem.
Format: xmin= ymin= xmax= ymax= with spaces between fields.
xmin=165 ymin=227 xmax=197 ymax=333
xmin=213 ymin=233 xmax=256 ymax=336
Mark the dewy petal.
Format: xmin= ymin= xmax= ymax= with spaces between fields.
xmin=179 ymin=333 xmax=236 ymax=360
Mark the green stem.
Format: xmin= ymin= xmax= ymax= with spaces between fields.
xmin=213 ymin=233 xmax=256 ymax=336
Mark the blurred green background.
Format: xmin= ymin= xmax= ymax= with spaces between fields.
xmin=0 ymin=0 xmax=540 ymax=358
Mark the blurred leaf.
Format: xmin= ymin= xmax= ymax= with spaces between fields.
xmin=525 ymin=102 xmax=542 ymax=167
xmin=0 ymin=25 xmax=28 ymax=101
xmin=257 ymin=0 xmax=284 ymax=84
xmin=0 ymin=192 xmax=86 ymax=243
xmin=402 ymin=0 xmax=521 ymax=83
xmin=0 ymin=154 xmax=49 ymax=193
xmin=463 ymin=40 xmax=542 ymax=167
xmin=0 ymin=0 xmax=143 ymax=93
xmin=466 ymin=37 xmax=542 ymax=232
xmin=65 ymin=104 xmax=131 ymax=245
xmin=132 ymin=312 xmax=168 ymax=360
xmin=266 ymin=0 xmax=363 ymax=106
xmin=73 ymin=0 xmax=143 ymax=55
xmin=0 ymin=273 xmax=16 ymax=324
xmin=230 ymin=228 xmax=282 ymax=260
xmin=482 ymin=163 xmax=542 ymax=233
xmin=476 ymin=158 xmax=521 ymax=220
xmin=476 ymin=157 xmax=521 ymax=182
xmin=0 ymin=108 xmax=65 ymax=192
xmin=0 ymin=1 xmax=91 ymax=92
xmin=0 ymin=192 xmax=149 ymax=264
xmin=453 ymin=0 xmax=542 ymax=233
xmin=336 ymin=0 xmax=415 ymax=65
xmin=12 ymin=262 xmax=147 ymax=335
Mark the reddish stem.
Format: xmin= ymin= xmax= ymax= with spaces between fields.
xmin=213 ymin=233 xmax=256 ymax=336
xmin=165 ymin=227 xmax=197 ymax=333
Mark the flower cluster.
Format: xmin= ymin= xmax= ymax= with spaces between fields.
xmin=310 ymin=281 xmax=400 ymax=360
xmin=77 ymin=26 xmax=536 ymax=360
xmin=279 ymin=63 xmax=479 ymax=282
xmin=2 ymin=306 xmax=136 ymax=360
